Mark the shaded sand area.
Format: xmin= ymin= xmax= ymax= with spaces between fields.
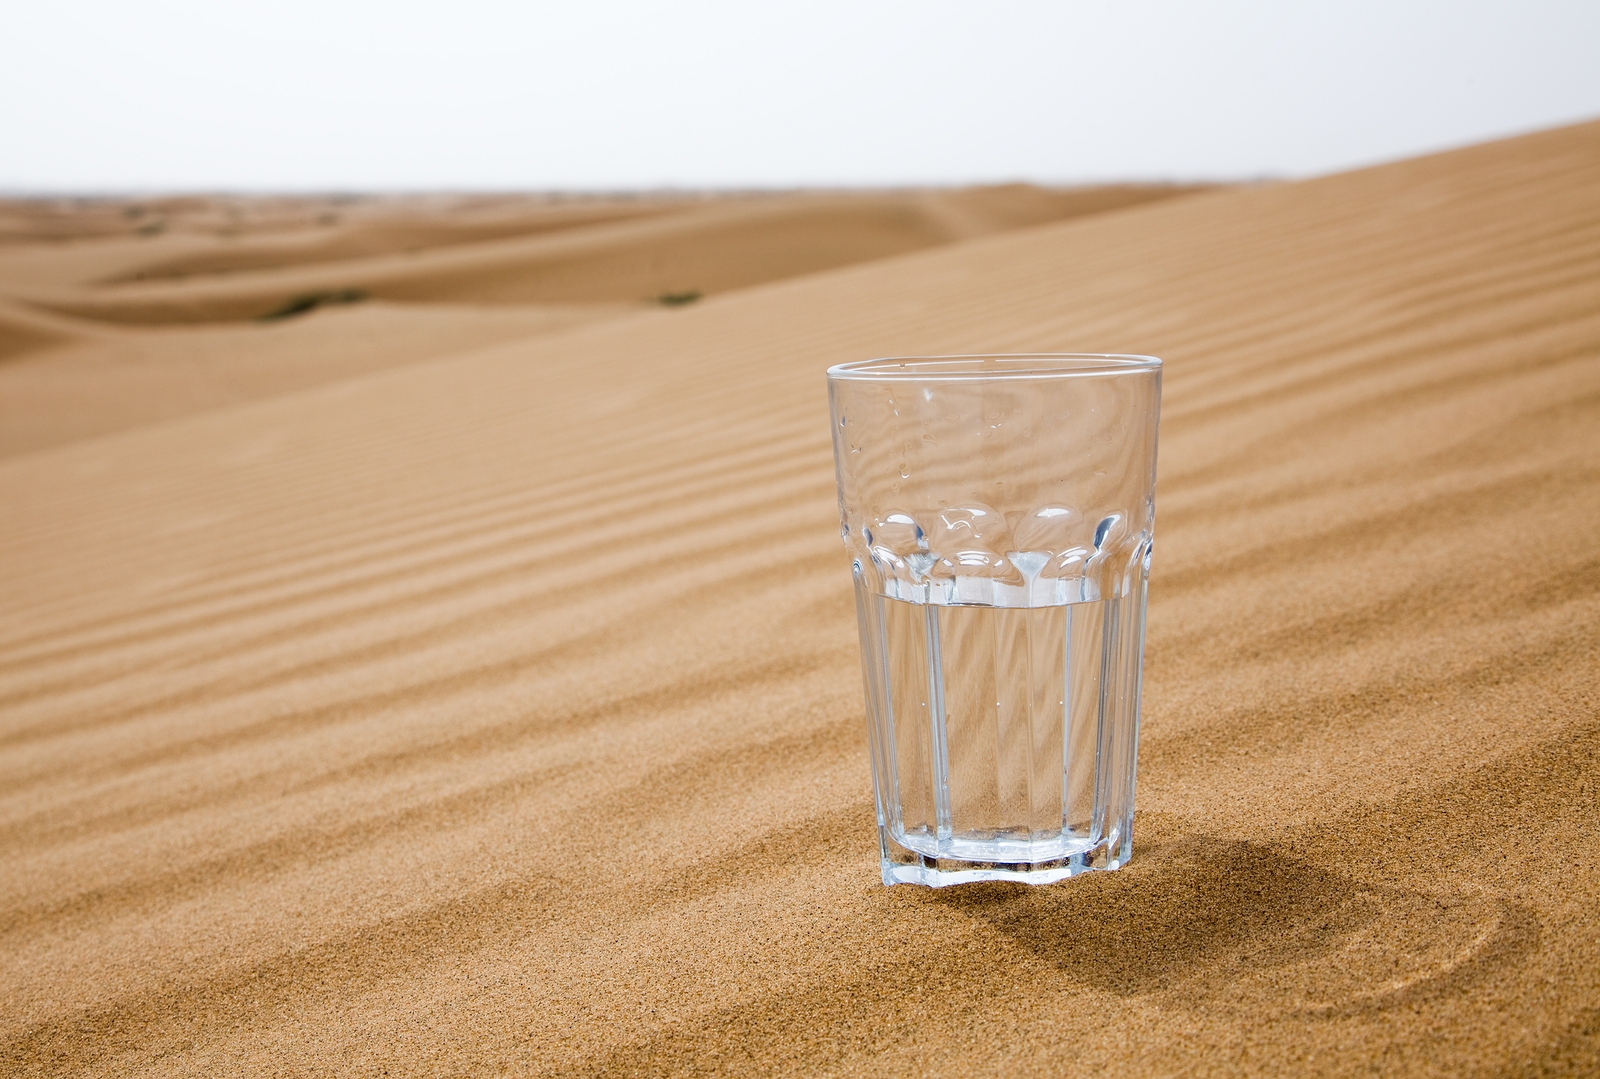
xmin=1 ymin=124 xmax=1597 ymax=1076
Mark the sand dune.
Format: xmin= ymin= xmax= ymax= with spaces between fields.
xmin=98 ymin=200 xmax=686 ymax=281
xmin=0 ymin=301 xmax=73 ymax=363
xmin=0 ymin=183 xmax=1202 ymax=457
xmin=2 ymin=121 xmax=1599 ymax=1076
xmin=0 ymin=184 xmax=1202 ymax=326
xmin=0 ymin=301 xmax=629 ymax=458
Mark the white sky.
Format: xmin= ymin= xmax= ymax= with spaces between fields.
xmin=3 ymin=0 xmax=1598 ymax=191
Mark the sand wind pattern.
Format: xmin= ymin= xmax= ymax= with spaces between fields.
xmin=2 ymin=123 xmax=1599 ymax=1074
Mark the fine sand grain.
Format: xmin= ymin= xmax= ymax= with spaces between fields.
xmin=2 ymin=126 xmax=1598 ymax=1076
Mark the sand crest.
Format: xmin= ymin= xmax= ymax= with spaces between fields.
xmin=1 ymin=125 xmax=1598 ymax=1075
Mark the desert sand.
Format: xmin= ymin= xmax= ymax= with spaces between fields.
xmin=0 ymin=183 xmax=1196 ymax=456
xmin=0 ymin=125 xmax=1596 ymax=1076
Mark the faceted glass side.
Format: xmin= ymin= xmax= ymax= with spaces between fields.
xmin=829 ymin=356 xmax=1160 ymax=886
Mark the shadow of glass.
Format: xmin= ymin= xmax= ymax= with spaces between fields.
xmin=925 ymin=837 xmax=1381 ymax=1000
xmin=559 ymin=837 xmax=1538 ymax=1077
xmin=923 ymin=836 xmax=1538 ymax=1016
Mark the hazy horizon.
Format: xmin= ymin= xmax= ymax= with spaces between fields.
xmin=3 ymin=0 xmax=1598 ymax=192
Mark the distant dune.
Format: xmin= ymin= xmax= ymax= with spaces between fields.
xmin=0 ymin=183 xmax=1203 ymax=455
xmin=0 ymin=300 xmax=70 ymax=363
xmin=0 ymin=184 xmax=1203 ymax=326
xmin=2 ymin=124 xmax=1598 ymax=1077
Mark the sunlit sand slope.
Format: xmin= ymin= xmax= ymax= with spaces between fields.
xmin=2 ymin=121 xmax=1598 ymax=1076
xmin=0 ymin=301 xmax=632 ymax=458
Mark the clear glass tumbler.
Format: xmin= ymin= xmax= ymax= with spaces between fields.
xmin=828 ymin=355 xmax=1162 ymax=886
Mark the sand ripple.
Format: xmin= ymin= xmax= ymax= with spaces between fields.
xmin=2 ymin=123 xmax=1598 ymax=1076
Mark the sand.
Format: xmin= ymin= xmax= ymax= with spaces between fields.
xmin=1 ymin=125 xmax=1597 ymax=1076
xmin=0 ymin=184 xmax=1198 ymax=457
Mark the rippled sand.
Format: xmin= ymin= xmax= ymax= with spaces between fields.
xmin=2 ymin=125 xmax=1597 ymax=1076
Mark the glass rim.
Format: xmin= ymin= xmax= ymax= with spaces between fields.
xmin=826 ymin=353 xmax=1162 ymax=381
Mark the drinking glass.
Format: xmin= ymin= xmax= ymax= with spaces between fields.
xmin=828 ymin=355 xmax=1162 ymax=886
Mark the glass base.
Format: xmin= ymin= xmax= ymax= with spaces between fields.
xmin=879 ymin=825 xmax=1131 ymax=887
